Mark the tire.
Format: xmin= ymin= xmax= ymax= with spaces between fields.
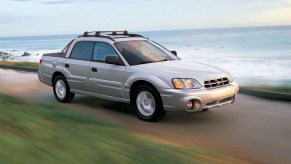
xmin=53 ymin=75 xmax=75 ymax=103
xmin=132 ymin=84 xmax=166 ymax=122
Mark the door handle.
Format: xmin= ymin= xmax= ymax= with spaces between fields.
xmin=65 ymin=63 xmax=70 ymax=68
xmin=91 ymin=67 xmax=97 ymax=72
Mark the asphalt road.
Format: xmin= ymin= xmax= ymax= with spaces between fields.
xmin=1 ymin=68 xmax=291 ymax=163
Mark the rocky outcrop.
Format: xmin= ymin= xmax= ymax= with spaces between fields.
xmin=22 ymin=52 xmax=31 ymax=57
xmin=0 ymin=51 xmax=12 ymax=61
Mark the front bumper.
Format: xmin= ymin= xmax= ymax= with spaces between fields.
xmin=160 ymin=82 xmax=239 ymax=112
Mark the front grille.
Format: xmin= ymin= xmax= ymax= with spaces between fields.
xmin=204 ymin=77 xmax=229 ymax=89
xmin=205 ymin=96 xmax=234 ymax=108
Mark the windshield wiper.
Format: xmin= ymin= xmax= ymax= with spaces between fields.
xmin=136 ymin=61 xmax=153 ymax=65
xmin=159 ymin=59 xmax=168 ymax=62
xmin=136 ymin=59 xmax=171 ymax=65
xmin=157 ymin=59 xmax=175 ymax=62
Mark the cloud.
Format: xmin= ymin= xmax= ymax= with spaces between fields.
xmin=10 ymin=0 xmax=153 ymax=5
xmin=0 ymin=13 xmax=37 ymax=24
xmin=10 ymin=0 xmax=76 ymax=4
xmin=43 ymin=0 xmax=73 ymax=4
xmin=246 ymin=6 xmax=291 ymax=25
xmin=10 ymin=0 xmax=31 ymax=1
xmin=249 ymin=0 xmax=291 ymax=7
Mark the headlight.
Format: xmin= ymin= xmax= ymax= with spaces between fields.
xmin=227 ymin=72 xmax=233 ymax=82
xmin=172 ymin=79 xmax=202 ymax=89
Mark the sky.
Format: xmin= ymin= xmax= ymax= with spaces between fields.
xmin=0 ymin=0 xmax=291 ymax=36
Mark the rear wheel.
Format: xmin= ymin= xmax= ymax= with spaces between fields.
xmin=53 ymin=75 xmax=75 ymax=103
xmin=133 ymin=84 xmax=166 ymax=122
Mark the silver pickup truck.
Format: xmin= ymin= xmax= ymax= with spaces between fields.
xmin=38 ymin=31 xmax=239 ymax=122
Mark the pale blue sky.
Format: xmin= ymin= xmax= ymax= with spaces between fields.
xmin=0 ymin=0 xmax=291 ymax=36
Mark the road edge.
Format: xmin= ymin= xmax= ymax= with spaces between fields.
xmin=1 ymin=64 xmax=290 ymax=101
xmin=0 ymin=64 xmax=38 ymax=73
xmin=239 ymin=87 xmax=291 ymax=101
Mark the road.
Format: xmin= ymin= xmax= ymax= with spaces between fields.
xmin=1 ymin=68 xmax=291 ymax=163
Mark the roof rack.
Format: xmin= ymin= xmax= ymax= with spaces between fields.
xmin=80 ymin=30 xmax=147 ymax=40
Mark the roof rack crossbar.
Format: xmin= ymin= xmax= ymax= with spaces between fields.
xmin=83 ymin=31 xmax=128 ymax=36
xmin=81 ymin=30 xmax=147 ymax=40
xmin=80 ymin=34 xmax=115 ymax=41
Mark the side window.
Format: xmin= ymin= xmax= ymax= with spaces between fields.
xmin=70 ymin=41 xmax=94 ymax=60
xmin=93 ymin=42 xmax=118 ymax=62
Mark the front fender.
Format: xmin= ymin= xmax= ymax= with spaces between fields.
xmin=125 ymin=73 xmax=171 ymax=92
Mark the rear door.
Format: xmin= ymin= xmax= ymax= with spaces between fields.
xmin=88 ymin=42 xmax=130 ymax=98
xmin=64 ymin=41 xmax=94 ymax=92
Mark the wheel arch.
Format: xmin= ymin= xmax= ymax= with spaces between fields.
xmin=52 ymin=71 xmax=66 ymax=84
xmin=130 ymin=80 xmax=161 ymax=104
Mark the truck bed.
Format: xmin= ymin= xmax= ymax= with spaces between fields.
xmin=43 ymin=52 xmax=65 ymax=58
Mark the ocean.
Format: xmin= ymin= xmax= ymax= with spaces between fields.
xmin=1 ymin=26 xmax=291 ymax=86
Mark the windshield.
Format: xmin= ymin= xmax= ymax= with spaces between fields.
xmin=114 ymin=40 xmax=179 ymax=65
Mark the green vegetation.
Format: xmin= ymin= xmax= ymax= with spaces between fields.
xmin=247 ymin=86 xmax=291 ymax=94
xmin=0 ymin=61 xmax=39 ymax=69
xmin=0 ymin=94 xmax=204 ymax=164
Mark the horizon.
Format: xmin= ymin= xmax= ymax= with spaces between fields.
xmin=1 ymin=24 xmax=291 ymax=38
xmin=1 ymin=0 xmax=291 ymax=37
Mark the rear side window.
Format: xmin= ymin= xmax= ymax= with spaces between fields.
xmin=93 ymin=42 xmax=118 ymax=62
xmin=70 ymin=41 xmax=94 ymax=60
xmin=62 ymin=39 xmax=74 ymax=54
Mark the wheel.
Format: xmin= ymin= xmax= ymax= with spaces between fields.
xmin=132 ymin=84 xmax=166 ymax=122
xmin=53 ymin=75 xmax=75 ymax=103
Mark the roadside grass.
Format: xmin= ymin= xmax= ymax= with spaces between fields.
xmin=0 ymin=61 xmax=39 ymax=69
xmin=0 ymin=93 xmax=207 ymax=164
xmin=245 ymin=86 xmax=291 ymax=94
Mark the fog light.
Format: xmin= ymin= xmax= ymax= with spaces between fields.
xmin=186 ymin=100 xmax=194 ymax=110
xmin=193 ymin=100 xmax=201 ymax=110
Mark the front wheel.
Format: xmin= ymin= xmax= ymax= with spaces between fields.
xmin=53 ymin=75 xmax=75 ymax=103
xmin=133 ymin=84 xmax=166 ymax=122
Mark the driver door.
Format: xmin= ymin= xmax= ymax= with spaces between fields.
xmin=88 ymin=42 xmax=130 ymax=98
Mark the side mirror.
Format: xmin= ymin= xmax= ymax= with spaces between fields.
xmin=105 ymin=56 xmax=121 ymax=65
xmin=171 ymin=50 xmax=177 ymax=56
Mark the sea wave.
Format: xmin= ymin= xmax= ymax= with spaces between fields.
xmin=1 ymin=26 xmax=291 ymax=86
xmin=176 ymin=48 xmax=291 ymax=85
xmin=0 ymin=49 xmax=58 ymax=62
xmin=2 ymin=47 xmax=290 ymax=86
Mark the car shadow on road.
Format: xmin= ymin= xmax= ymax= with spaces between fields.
xmin=73 ymin=95 xmax=136 ymax=115
xmin=71 ymin=95 xmax=233 ymax=125
xmin=160 ymin=109 xmax=235 ymax=126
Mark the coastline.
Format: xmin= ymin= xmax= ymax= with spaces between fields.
xmin=0 ymin=61 xmax=290 ymax=101
xmin=0 ymin=49 xmax=53 ymax=62
xmin=1 ymin=26 xmax=291 ymax=83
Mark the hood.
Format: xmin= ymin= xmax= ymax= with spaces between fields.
xmin=135 ymin=60 xmax=228 ymax=82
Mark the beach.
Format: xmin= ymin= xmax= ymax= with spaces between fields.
xmin=1 ymin=25 xmax=291 ymax=86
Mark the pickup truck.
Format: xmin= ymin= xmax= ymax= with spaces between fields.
xmin=38 ymin=31 xmax=239 ymax=122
